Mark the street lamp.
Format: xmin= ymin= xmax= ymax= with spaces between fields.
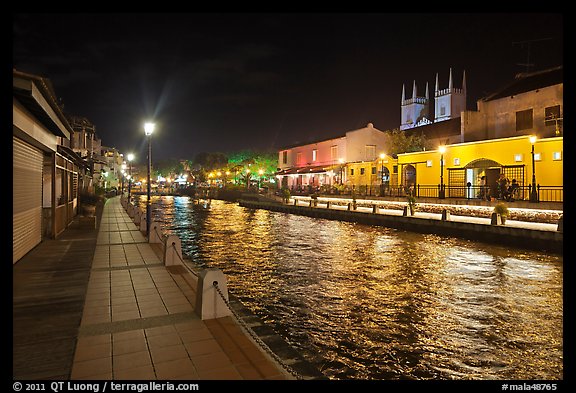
xmin=121 ymin=163 xmax=127 ymax=194
xmin=379 ymin=153 xmax=386 ymax=196
xmin=127 ymin=153 xmax=134 ymax=202
xmin=439 ymin=146 xmax=446 ymax=199
xmin=144 ymin=122 xmax=155 ymax=238
xmin=338 ymin=158 xmax=344 ymax=185
xmin=258 ymin=169 xmax=264 ymax=190
xmin=245 ymin=169 xmax=251 ymax=190
xmin=529 ymin=135 xmax=539 ymax=203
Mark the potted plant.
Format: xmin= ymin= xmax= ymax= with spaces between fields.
xmin=493 ymin=202 xmax=509 ymax=224
xmin=407 ymin=195 xmax=417 ymax=216
xmin=310 ymin=193 xmax=318 ymax=207
xmin=282 ymin=187 xmax=291 ymax=204
xmin=79 ymin=192 xmax=100 ymax=216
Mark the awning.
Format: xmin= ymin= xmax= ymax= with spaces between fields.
xmin=276 ymin=164 xmax=338 ymax=176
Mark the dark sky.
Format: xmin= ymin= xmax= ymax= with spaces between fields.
xmin=13 ymin=13 xmax=563 ymax=162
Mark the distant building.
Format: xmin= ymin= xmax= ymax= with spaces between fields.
xmin=277 ymin=123 xmax=387 ymax=190
xmin=461 ymin=66 xmax=563 ymax=142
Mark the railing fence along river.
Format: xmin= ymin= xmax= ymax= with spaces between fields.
xmin=134 ymin=195 xmax=563 ymax=380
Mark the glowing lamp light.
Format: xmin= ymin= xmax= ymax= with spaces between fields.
xmin=127 ymin=153 xmax=135 ymax=161
xmin=529 ymin=135 xmax=537 ymax=144
xmin=144 ymin=122 xmax=155 ymax=136
xmin=438 ymin=146 xmax=446 ymax=154
xmin=379 ymin=153 xmax=386 ymax=159
xmin=258 ymin=169 xmax=264 ymax=175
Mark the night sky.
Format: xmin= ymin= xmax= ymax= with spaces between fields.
xmin=13 ymin=13 xmax=563 ymax=162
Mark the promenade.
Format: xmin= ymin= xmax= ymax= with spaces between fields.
xmin=13 ymin=197 xmax=291 ymax=381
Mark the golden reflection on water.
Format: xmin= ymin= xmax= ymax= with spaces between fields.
xmin=139 ymin=196 xmax=563 ymax=380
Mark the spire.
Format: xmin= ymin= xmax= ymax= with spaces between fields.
xmin=425 ymin=82 xmax=429 ymax=99
xmin=412 ymin=80 xmax=417 ymax=99
xmin=449 ymin=68 xmax=453 ymax=90
xmin=401 ymin=83 xmax=405 ymax=102
xmin=462 ymin=70 xmax=467 ymax=92
xmin=435 ymin=73 xmax=439 ymax=93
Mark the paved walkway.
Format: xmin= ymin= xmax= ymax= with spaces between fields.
xmin=70 ymin=196 xmax=290 ymax=380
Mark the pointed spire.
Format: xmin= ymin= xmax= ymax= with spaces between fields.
xmin=435 ymin=73 xmax=439 ymax=93
xmin=412 ymin=80 xmax=417 ymax=99
xmin=449 ymin=68 xmax=453 ymax=90
xmin=401 ymin=83 xmax=405 ymax=102
xmin=462 ymin=70 xmax=467 ymax=92
xmin=425 ymin=82 xmax=429 ymax=99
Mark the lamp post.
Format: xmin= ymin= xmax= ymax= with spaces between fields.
xmin=121 ymin=163 xmax=127 ymax=194
xmin=529 ymin=135 xmax=538 ymax=203
xmin=379 ymin=153 xmax=386 ymax=196
xmin=245 ymin=169 xmax=251 ymax=190
xmin=144 ymin=122 xmax=155 ymax=238
xmin=439 ymin=146 xmax=446 ymax=199
xmin=338 ymin=158 xmax=344 ymax=185
xmin=258 ymin=169 xmax=264 ymax=190
xmin=127 ymin=153 xmax=134 ymax=202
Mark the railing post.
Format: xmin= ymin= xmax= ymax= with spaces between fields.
xmin=417 ymin=184 xmax=420 ymax=197
xmin=149 ymin=221 xmax=163 ymax=243
xmin=557 ymin=215 xmax=563 ymax=232
xmin=164 ymin=234 xmax=183 ymax=266
xmin=194 ymin=268 xmax=232 ymax=320
xmin=139 ymin=214 xmax=147 ymax=234
xmin=441 ymin=209 xmax=451 ymax=221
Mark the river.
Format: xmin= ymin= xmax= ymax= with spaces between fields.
xmin=135 ymin=195 xmax=563 ymax=380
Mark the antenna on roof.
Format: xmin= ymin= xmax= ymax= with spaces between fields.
xmin=512 ymin=37 xmax=553 ymax=73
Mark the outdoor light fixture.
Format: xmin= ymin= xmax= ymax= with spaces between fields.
xmin=144 ymin=122 xmax=155 ymax=238
xmin=529 ymin=135 xmax=539 ymax=203
xmin=438 ymin=146 xmax=446 ymax=199
xmin=127 ymin=153 xmax=134 ymax=201
xmin=379 ymin=153 xmax=386 ymax=196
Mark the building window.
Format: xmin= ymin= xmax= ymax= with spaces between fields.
xmin=371 ymin=167 xmax=376 ymax=175
xmin=426 ymin=160 xmax=433 ymax=167
xmin=296 ymin=152 xmax=302 ymax=165
xmin=545 ymin=105 xmax=561 ymax=126
xmin=516 ymin=108 xmax=533 ymax=131
xmin=350 ymin=168 xmax=354 ymax=176
xmin=453 ymin=158 xmax=460 ymax=166
xmin=514 ymin=154 xmax=523 ymax=162
xmin=360 ymin=168 xmax=365 ymax=175
xmin=553 ymin=151 xmax=562 ymax=161
xmin=282 ymin=151 xmax=288 ymax=164
xmin=312 ymin=149 xmax=317 ymax=162
xmin=331 ymin=145 xmax=338 ymax=161
xmin=393 ymin=165 xmax=398 ymax=174
xmin=365 ymin=145 xmax=376 ymax=161
xmin=440 ymin=106 xmax=446 ymax=116
xmin=534 ymin=153 xmax=542 ymax=161
xmin=406 ymin=114 xmax=412 ymax=123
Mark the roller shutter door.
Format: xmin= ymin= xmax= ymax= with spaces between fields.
xmin=13 ymin=136 xmax=43 ymax=263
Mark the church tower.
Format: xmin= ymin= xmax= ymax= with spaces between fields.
xmin=400 ymin=80 xmax=430 ymax=130
xmin=434 ymin=68 xmax=466 ymax=123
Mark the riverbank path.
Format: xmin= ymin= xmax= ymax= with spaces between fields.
xmin=13 ymin=196 xmax=290 ymax=380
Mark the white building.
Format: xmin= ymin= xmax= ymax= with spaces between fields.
xmin=277 ymin=123 xmax=387 ymax=189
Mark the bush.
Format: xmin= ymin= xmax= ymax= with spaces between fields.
xmin=494 ymin=202 xmax=509 ymax=217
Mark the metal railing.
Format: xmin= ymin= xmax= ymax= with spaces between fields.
xmin=283 ymin=184 xmax=563 ymax=203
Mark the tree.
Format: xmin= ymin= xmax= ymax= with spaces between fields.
xmin=384 ymin=128 xmax=430 ymax=155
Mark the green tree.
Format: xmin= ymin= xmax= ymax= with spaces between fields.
xmin=384 ymin=128 xmax=430 ymax=155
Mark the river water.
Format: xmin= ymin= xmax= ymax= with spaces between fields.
xmin=135 ymin=195 xmax=563 ymax=380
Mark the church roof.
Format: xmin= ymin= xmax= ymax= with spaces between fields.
xmin=482 ymin=65 xmax=562 ymax=102
xmin=404 ymin=117 xmax=461 ymax=140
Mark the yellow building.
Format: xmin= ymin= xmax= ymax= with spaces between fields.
xmin=397 ymin=135 xmax=563 ymax=201
xmin=345 ymin=155 xmax=400 ymax=196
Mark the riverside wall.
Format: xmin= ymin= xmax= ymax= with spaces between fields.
xmin=238 ymin=200 xmax=563 ymax=254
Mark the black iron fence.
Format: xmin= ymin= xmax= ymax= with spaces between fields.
xmin=283 ymin=184 xmax=562 ymax=203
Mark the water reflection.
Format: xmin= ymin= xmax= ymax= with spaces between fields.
xmin=134 ymin=196 xmax=563 ymax=380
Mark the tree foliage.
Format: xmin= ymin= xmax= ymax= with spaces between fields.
xmin=383 ymin=128 xmax=430 ymax=155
